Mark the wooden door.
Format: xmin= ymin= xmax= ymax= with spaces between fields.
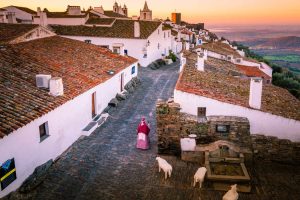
xmin=92 ymin=92 xmax=96 ymax=118
xmin=120 ymin=73 xmax=124 ymax=92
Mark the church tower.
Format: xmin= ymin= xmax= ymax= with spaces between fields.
xmin=113 ymin=1 xmax=119 ymax=13
xmin=140 ymin=1 xmax=152 ymax=21
xmin=122 ymin=4 xmax=128 ymax=17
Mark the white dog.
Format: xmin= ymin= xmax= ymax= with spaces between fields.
xmin=193 ymin=167 xmax=207 ymax=188
xmin=156 ymin=157 xmax=172 ymax=179
xmin=223 ymin=184 xmax=239 ymax=200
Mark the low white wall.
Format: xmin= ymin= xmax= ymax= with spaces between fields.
xmin=0 ymin=63 xmax=137 ymax=197
xmin=174 ymin=89 xmax=300 ymax=141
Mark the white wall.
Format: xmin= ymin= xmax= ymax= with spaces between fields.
xmin=260 ymin=62 xmax=273 ymax=77
xmin=174 ymin=89 xmax=300 ymax=141
xmin=0 ymin=63 xmax=138 ymax=198
xmin=62 ymin=24 xmax=172 ymax=67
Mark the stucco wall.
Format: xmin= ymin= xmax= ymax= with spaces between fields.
xmin=0 ymin=63 xmax=137 ymax=197
xmin=174 ymin=89 xmax=300 ymax=141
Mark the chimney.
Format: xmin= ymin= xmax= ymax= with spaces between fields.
xmin=203 ymin=49 xmax=208 ymax=60
xmin=7 ymin=12 xmax=16 ymax=24
xmin=40 ymin=11 xmax=48 ymax=26
xmin=249 ymin=77 xmax=263 ymax=109
xmin=49 ymin=77 xmax=64 ymax=96
xmin=186 ymin=42 xmax=190 ymax=50
xmin=134 ymin=21 xmax=140 ymax=38
xmin=196 ymin=52 xmax=204 ymax=71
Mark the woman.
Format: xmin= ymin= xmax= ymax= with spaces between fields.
xmin=136 ymin=117 xmax=150 ymax=150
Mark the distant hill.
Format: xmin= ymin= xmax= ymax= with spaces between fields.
xmin=242 ymin=36 xmax=300 ymax=50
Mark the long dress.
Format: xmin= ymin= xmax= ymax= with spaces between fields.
xmin=136 ymin=121 xmax=150 ymax=150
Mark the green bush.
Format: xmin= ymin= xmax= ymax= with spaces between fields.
xmin=167 ymin=50 xmax=177 ymax=62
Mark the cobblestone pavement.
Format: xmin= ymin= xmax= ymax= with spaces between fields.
xmin=11 ymin=62 xmax=300 ymax=200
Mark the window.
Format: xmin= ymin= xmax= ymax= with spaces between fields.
xmin=144 ymin=13 xmax=146 ymax=19
xmin=113 ymin=47 xmax=120 ymax=54
xmin=158 ymin=29 xmax=160 ymax=35
xmin=131 ymin=66 xmax=136 ymax=74
xmin=39 ymin=122 xmax=49 ymax=142
xmin=143 ymin=53 xmax=147 ymax=58
xmin=164 ymin=32 xmax=166 ymax=38
xmin=216 ymin=125 xmax=230 ymax=134
xmin=84 ymin=39 xmax=91 ymax=44
xmin=124 ymin=49 xmax=128 ymax=56
xmin=197 ymin=107 xmax=206 ymax=117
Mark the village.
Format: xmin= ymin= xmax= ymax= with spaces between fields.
xmin=0 ymin=1 xmax=300 ymax=200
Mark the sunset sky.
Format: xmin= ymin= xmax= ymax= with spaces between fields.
xmin=1 ymin=0 xmax=300 ymax=26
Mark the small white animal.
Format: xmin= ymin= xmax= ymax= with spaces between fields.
xmin=222 ymin=184 xmax=239 ymax=200
xmin=193 ymin=167 xmax=207 ymax=188
xmin=155 ymin=157 xmax=172 ymax=179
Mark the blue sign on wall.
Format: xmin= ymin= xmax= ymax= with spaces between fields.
xmin=0 ymin=158 xmax=17 ymax=191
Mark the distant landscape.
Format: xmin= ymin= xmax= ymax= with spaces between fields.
xmin=208 ymin=25 xmax=300 ymax=75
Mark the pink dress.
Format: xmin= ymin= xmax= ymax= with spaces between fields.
xmin=136 ymin=121 xmax=150 ymax=150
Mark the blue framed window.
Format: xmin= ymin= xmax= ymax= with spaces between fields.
xmin=131 ymin=66 xmax=136 ymax=75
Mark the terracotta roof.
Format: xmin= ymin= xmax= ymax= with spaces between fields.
xmin=51 ymin=20 xmax=161 ymax=39
xmin=176 ymin=51 xmax=300 ymax=121
xmin=103 ymin=11 xmax=127 ymax=18
xmin=0 ymin=36 xmax=137 ymax=138
xmin=86 ymin=17 xmax=116 ymax=25
xmin=201 ymin=42 xmax=241 ymax=58
xmin=236 ymin=64 xmax=271 ymax=80
xmin=171 ymin=30 xmax=178 ymax=36
xmin=0 ymin=8 xmax=6 ymax=11
xmin=13 ymin=6 xmax=37 ymax=14
xmin=162 ymin=24 xmax=172 ymax=30
xmin=0 ymin=23 xmax=38 ymax=44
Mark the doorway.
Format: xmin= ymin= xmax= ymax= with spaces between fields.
xmin=92 ymin=92 xmax=96 ymax=118
xmin=120 ymin=73 xmax=124 ymax=92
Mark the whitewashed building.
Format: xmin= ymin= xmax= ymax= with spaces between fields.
xmin=51 ymin=19 xmax=172 ymax=66
xmin=0 ymin=33 xmax=138 ymax=197
xmin=195 ymin=41 xmax=273 ymax=78
xmin=175 ymin=50 xmax=300 ymax=141
xmin=1 ymin=6 xmax=36 ymax=23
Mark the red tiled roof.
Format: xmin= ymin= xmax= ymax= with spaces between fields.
xmin=0 ymin=23 xmax=38 ymax=44
xmin=51 ymin=19 xmax=161 ymax=39
xmin=201 ymin=42 xmax=242 ymax=58
xmin=176 ymin=51 xmax=300 ymax=121
xmin=0 ymin=36 xmax=137 ymax=138
xmin=86 ymin=17 xmax=116 ymax=25
xmin=103 ymin=11 xmax=128 ymax=18
xmin=236 ymin=64 xmax=271 ymax=80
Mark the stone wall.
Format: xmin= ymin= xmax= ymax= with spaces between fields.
xmin=156 ymin=100 xmax=300 ymax=164
xmin=251 ymin=134 xmax=300 ymax=164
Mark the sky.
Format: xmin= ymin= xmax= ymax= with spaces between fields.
xmin=1 ymin=0 xmax=300 ymax=26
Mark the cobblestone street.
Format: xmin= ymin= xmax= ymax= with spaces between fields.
xmin=8 ymin=62 xmax=300 ymax=200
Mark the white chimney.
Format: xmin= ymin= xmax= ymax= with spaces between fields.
xmin=134 ymin=21 xmax=140 ymax=38
xmin=196 ymin=53 xmax=205 ymax=71
xmin=186 ymin=42 xmax=190 ymax=50
xmin=40 ymin=11 xmax=48 ymax=27
xmin=203 ymin=49 xmax=208 ymax=60
xmin=49 ymin=77 xmax=64 ymax=96
xmin=249 ymin=77 xmax=263 ymax=109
